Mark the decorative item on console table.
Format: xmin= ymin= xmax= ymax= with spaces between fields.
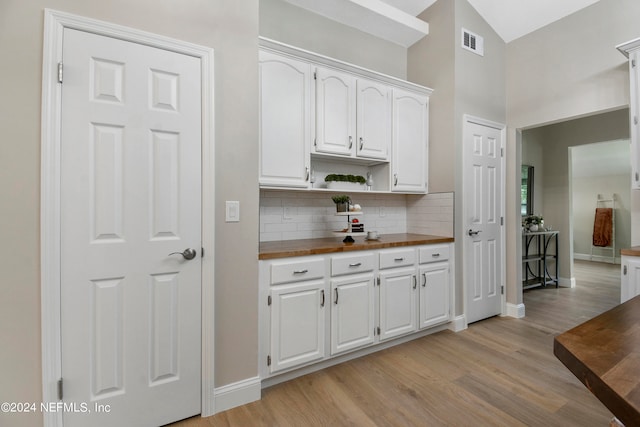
xmin=523 ymin=215 xmax=544 ymax=232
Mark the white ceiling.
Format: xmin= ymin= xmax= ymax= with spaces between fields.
xmin=284 ymin=0 xmax=602 ymax=45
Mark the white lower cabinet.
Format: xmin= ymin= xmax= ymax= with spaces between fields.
xmin=330 ymin=274 xmax=376 ymax=355
xmin=269 ymin=280 xmax=326 ymax=374
xmin=418 ymin=262 xmax=450 ymax=329
xmin=261 ymin=243 xmax=453 ymax=378
xmin=379 ymin=267 xmax=417 ymax=341
xmin=621 ymin=255 xmax=640 ymax=303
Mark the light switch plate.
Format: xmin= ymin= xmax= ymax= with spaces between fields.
xmin=226 ymin=201 xmax=240 ymax=222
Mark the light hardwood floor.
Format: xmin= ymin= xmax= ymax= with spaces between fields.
xmin=173 ymin=260 xmax=620 ymax=426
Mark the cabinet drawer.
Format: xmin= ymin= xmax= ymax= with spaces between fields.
xmin=419 ymin=245 xmax=450 ymax=264
xmin=379 ymin=248 xmax=416 ymax=269
xmin=331 ymin=253 xmax=375 ymax=276
xmin=270 ymin=258 xmax=325 ymax=285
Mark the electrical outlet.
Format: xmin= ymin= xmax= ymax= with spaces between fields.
xmin=283 ymin=206 xmax=293 ymax=220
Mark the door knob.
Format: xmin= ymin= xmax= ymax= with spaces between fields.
xmin=169 ymin=248 xmax=197 ymax=260
xmin=468 ymin=229 xmax=481 ymax=237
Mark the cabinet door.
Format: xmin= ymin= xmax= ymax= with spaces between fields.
xmin=259 ymin=51 xmax=311 ymax=188
xmin=379 ymin=267 xmax=417 ymax=341
xmin=392 ymin=88 xmax=428 ymax=193
xmin=630 ymin=50 xmax=640 ymax=189
xmin=419 ymin=263 xmax=450 ymax=329
xmin=330 ymin=274 xmax=375 ymax=355
xmin=356 ymin=79 xmax=391 ymax=160
xmin=270 ymin=281 xmax=325 ymax=373
xmin=315 ymin=67 xmax=356 ymax=156
xmin=622 ymin=257 xmax=640 ymax=303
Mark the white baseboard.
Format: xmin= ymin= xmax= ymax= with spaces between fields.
xmin=213 ymin=376 xmax=261 ymax=414
xmin=448 ymin=315 xmax=467 ymax=331
xmin=505 ymin=303 xmax=525 ymax=318
xmin=574 ymin=253 xmax=620 ymax=265
xmin=559 ymin=276 xmax=576 ymax=288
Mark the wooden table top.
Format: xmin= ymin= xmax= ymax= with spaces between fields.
xmin=259 ymin=233 xmax=454 ymax=260
xmin=621 ymin=246 xmax=640 ymax=257
xmin=554 ymin=296 xmax=640 ymax=426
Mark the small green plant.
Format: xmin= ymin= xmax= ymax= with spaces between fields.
xmin=522 ymin=215 xmax=544 ymax=227
xmin=331 ymin=195 xmax=351 ymax=204
xmin=325 ymin=174 xmax=366 ymax=184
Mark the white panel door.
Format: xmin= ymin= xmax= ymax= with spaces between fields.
xmin=419 ymin=263 xmax=450 ymax=329
xmin=270 ymin=281 xmax=326 ymax=373
xmin=330 ymin=274 xmax=376 ymax=355
xmin=392 ymin=89 xmax=428 ymax=193
xmin=60 ymin=29 xmax=201 ymax=427
xmin=379 ymin=268 xmax=417 ymax=340
xmin=315 ymin=67 xmax=356 ymax=156
xmin=259 ymin=51 xmax=311 ymax=187
xmin=356 ymin=79 xmax=391 ymax=160
xmin=463 ymin=117 xmax=504 ymax=324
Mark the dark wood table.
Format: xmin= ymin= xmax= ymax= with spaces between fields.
xmin=554 ymin=296 xmax=640 ymax=426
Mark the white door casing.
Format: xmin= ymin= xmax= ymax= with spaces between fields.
xmin=463 ymin=115 xmax=505 ymax=324
xmin=41 ymin=10 xmax=215 ymax=427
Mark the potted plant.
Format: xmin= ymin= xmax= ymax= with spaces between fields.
xmin=331 ymin=194 xmax=351 ymax=212
xmin=522 ymin=215 xmax=544 ymax=231
xmin=325 ymin=174 xmax=366 ymax=190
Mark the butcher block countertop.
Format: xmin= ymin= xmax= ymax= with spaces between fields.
xmin=554 ymin=296 xmax=640 ymax=426
xmin=621 ymin=247 xmax=640 ymax=257
xmin=259 ymin=233 xmax=454 ymax=260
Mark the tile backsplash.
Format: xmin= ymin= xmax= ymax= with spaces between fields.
xmin=260 ymin=190 xmax=454 ymax=242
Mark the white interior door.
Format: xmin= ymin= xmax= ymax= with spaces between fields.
xmin=60 ymin=28 xmax=202 ymax=427
xmin=463 ymin=116 xmax=505 ymax=324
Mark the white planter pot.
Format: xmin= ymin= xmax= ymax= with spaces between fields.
xmin=326 ymin=182 xmax=365 ymax=191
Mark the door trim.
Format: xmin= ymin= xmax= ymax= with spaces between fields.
xmin=461 ymin=114 xmax=506 ymax=322
xmin=40 ymin=9 xmax=215 ymax=426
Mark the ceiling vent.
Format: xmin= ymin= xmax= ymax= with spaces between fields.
xmin=462 ymin=28 xmax=484 ymax=56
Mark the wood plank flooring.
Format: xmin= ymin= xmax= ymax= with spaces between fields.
xmin=173 ymin=260 xmax=620 ymax=426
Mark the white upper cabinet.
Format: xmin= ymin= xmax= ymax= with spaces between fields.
xmin=315 ymin=68 xmax=356 ymax=156
xmin=259 ymin=50 xmax=311 ymax=188
xmin=356 ymin=79 xmax=391 ymax=160
xmin=392 ymin=88 xmax=428 ymax=193
xmin=315 ymin=68 xmax=391 ymax=161
xmin=617 ymin=39 xmax=640 ymax=189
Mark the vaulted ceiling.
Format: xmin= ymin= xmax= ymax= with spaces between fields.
xmin=283 ymin=0 xmax=602 ymax=46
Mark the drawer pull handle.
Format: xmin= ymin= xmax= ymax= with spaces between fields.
xmin=394 ymin=257 xmax=405 ymax=262
xmin=334 ymin=288 xmax=339 ymax=305
xmin=321 ymin=290 xmax=325 ymax=307
xmin=413 ymin=275 xmax=417 ymax=289
xmin=432 ymin=253 xmax=440 ymax=257
xmin=349 ymin=262 xmax=362 ymax=267
xmin=293 ymin=269 xmax=308 ymax=274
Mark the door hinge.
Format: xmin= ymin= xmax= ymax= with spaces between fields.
xmin=314 ymin=137 xmax=317 ymax=147
xmin=633 ymin=59 xmax=637 ymax=68
xmin=624 ymin=265 xmax=628 ymax=275
xmin=314 ymin=71 xmax=317 ymax=80
xmin=501 ymin=286 xmax=504 ymax=295
xmin=636 ymin=172 xmax=639 ymax=182
xmin=501 ymin=147 xmax=504 ymax=157
xmin=267 ymin=295 xmax=272 ymax=306
xmin=201 ymin=247 xmax=205 ymax=258
xmin=500 ymin=217 xmax=504 ymax=226
xmin=267 ymin=355 xmax=271 ymax=366
xmin=376 ymin=276 xmax=380 ymax=286
xmin=376 ymin=326 xmax=381 ymax=335
xmin=57 ymin=62 xmax=63 ymax=84
xmin=57 ymin=378 xmax=63 ymax=400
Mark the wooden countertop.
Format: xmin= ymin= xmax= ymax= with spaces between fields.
xmin=259 ymin=233 xmax=454 ymax=260
xmin=554 ymin=296 xmax=640 ymax=426
xmin=621 ymin=247 xmax=640 ymax=257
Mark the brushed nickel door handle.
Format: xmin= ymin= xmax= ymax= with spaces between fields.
xmin=169 ymin=248 xmax=197 ymax=260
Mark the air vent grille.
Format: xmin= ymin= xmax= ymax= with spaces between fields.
xmin=462 ymin=28 xmax=484 ymax=56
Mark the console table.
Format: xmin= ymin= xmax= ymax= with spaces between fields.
xmin=522 ymin=230 xmax=559 ymax=289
